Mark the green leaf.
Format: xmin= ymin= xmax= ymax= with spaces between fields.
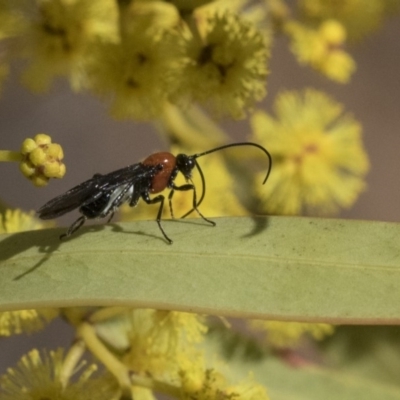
xmin=0 ymin=216 xmax=399 ymax=323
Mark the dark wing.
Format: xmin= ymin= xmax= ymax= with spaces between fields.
xmin=37 ymin=163 xmax=159 ymax=219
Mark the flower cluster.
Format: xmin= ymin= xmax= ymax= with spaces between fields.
xmin=298 ymin=0 xmax=400 ymax=42
xmin=0 ymin=1 xmax=270 ymax=120
xmin=0 ymin=348 xmax=116 ymax=400
xmin=0 ymin=309 xmax=58 ymax=336
xmin=179 ymin=367 xmax=269 ymax=400
xmin=173 ymin=12 xmax=269 ymax=118
xmin=0 ymin=306 xmax=271 ymax=400
xmin=18 ymin=0 xmax=119 ymax=92
xmin=0 ymin=208 xmax=49 ymax=233
xmin=0 ymin=134 xmax=65 ymax=186
xmin=285 ymin=19 xmax=355 ymax=83
xmin=20 ymin=134 xmax=66 ymax=187
xmin=265 ymin=0 xmax=398 ymax=82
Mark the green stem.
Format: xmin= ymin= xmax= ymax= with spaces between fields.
xmin=0 ymin=150 xmax=21 ymax=162
xmin=77 ymin=322 xmax=132 ymax=390
xmin=60 ymin=339 xmax=86 ymax=388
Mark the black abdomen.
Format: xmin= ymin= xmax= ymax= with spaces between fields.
xmin=79 ymin=191 xmax=113 ymax=219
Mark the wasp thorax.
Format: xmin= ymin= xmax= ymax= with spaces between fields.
xmin=142 ymin=152 xmax=177 ymax=193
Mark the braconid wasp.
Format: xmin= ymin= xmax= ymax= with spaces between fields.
xmin=37 ymin=142 xmax=271 ymax=243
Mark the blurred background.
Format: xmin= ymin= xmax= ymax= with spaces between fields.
xmin=0 ymin=14 xmax=399 ymax=375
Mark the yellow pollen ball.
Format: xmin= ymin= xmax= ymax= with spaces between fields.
xmin=319 ymin=20 xmax=346 ymax=44
xmin=46 ymin=143 xmax=64 ymax=160
xmin=19 ymin=161 xmax=35 ymax=177
xmin=55 ymin=163 xmax=66 ymax=178
xmin=34 ymin=133 xmax=52 ymax=146
xmin=29 ymin=147 xmax=47 ymax=165
xmin=43 ymin=162 xmax=61 ymax=178
xmin=20 ymin=138 xmax=38 ymax=155
xmin=32 ymin=175 xmax=49 ymax=187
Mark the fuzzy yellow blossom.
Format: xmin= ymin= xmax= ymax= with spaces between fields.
xmin=298 ymin=0 xmax=399 ymax=42
xmin=0 ymin=208 xmax=50 ymax=233
xmin=180 ymin=368 xmax=270 ymax=400
xmin=173 ymin=11 xmax=269 ymax=119
xmin=120 ymin=145 xmax=248 ymax=222
xmin=119 ymin=0 xmax=181 ymax=34
xmin=123 ymin=310 xmax=208 ymax=382
xmin=147 ymin=310 xmax=208 ymax=354
xmin=250 ymin=89 xmax=369 ymax=215
xmin=20 ymin=133 xmax=65 ymax=186
xmin=226 ymin=379 xmax=270 ymax=400
xmin=87 ymin=2 xmax=181 ymax=120
xmin=0 ymin=348 xmax=117 ymax=400
xmin=17 ymin=0 xmax=119 ymax=92
xmin=179 ymin=358 xmax=207 ymax=394
xmin=249 ymin=320 xmax=334 ymax=349
xmin=285 ymin=19 xmax=355 ymax=83
xmin=0 ymin=309 xmax=58 ymax=336
xmin=181 ymin=369 xmax=227 ymax=400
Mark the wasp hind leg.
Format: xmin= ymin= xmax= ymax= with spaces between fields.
xmin=106 ymin=211 xmax=115 ymax=223
xmin=60 ymin=216 xmax=87 ymax=240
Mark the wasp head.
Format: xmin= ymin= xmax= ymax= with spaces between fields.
xmin=176 ymin=154 xmax=196 ymax=180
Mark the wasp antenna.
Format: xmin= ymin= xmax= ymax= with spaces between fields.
xmin=194 ymin=159 xmax=207 ymax=208
xmin=181 ymin=159 xmax=207 ymax=219
xmin=193 ymin=142 xmax=272 ymax=185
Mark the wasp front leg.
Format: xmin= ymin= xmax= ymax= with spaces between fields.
xmin=170 ymin=182 xmax=215 ymax=226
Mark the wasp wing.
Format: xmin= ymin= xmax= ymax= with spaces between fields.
xmin=37 ymin=163 xmax=159 ymax=219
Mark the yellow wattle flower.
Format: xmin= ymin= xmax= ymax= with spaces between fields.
xmin=285 ymin=20 xmax=355 ymax=83
xmin=87 ymin=2 xmax=181 ymax=120
xmin=250 ymin=89 xmax=369 ymax=215
xmin=298 ymin=0 xmax=399 ymax=42
xmin=172 ymin=11 xmax=270 ymax=119
xmin=0 ymin=348 xmax=117 ymax=400
xmin=122 ymin=310 xmax=207 ymax=381
xmin=17 ymin=0 xmax=119 ymax=92
xmin=0 ymin=208 xmax=49 ymax=233
xmin=0 ymin=309 xmax=58 ymax=336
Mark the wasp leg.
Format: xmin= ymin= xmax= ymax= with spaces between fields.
xmin=171 ymin=182 xmax=216 ymax=226
xmin=141 ymin=192 xmax=172 ymax=244
xmin=168 ymin=189 xmax=175 ymax=219
xmin=106 ymin=211 xmax=115 ymax=223
xmin=60 ymin=215 xmax=87 ymax=240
